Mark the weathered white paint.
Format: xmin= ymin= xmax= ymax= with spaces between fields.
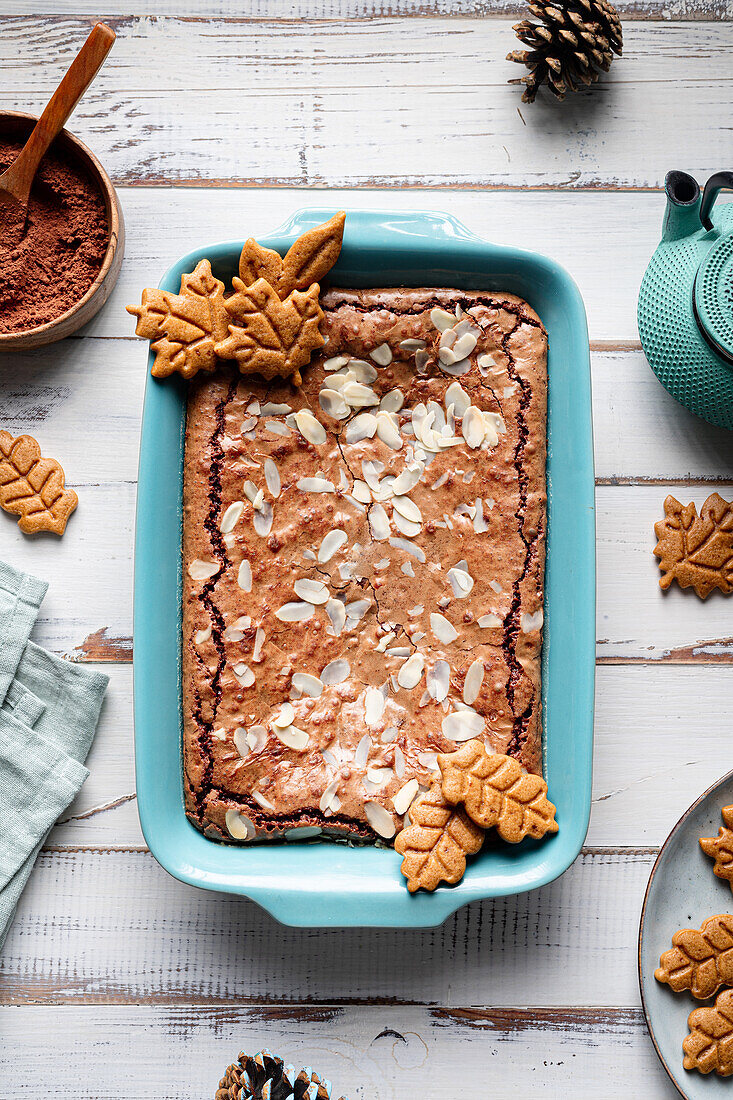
xmin=4 ymin=338 xmax=733 ymax=484
xmin=11 ymin=0 xmax=733 ymax=17
xmin=41 ymin=664 xmax=733 ymax=848
xmin=0 ymin=483 xmax=730 ymax=661
xmin=2 ymin=847 xmax=655 ymax=1007
xmin=0 ymin=1003 xmax=674 ymax=1099
xmin=88 ymin=188 xmax=669 ymax=344
xmin=2 ymin=18 xmax=731 ymax=189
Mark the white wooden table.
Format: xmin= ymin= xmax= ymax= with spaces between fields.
xmin=1 ymin=4 xmax=732 ymax=1096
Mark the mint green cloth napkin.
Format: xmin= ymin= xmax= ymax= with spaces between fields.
xmin=0 ymin=560 xmax=109 ymax=950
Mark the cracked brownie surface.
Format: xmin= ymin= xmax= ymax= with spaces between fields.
xmin=182 ymin=288 xmax=547 ymax=844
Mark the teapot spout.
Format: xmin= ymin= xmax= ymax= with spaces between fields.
xmin=662 ymin=171 xmax=701 ymax=241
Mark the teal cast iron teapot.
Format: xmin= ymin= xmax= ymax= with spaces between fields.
xmin=638 ymin=171 xmax=733 ymax=431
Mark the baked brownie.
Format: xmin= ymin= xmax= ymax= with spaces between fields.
xmin=182 ymin=288 xmax=547 ymax=844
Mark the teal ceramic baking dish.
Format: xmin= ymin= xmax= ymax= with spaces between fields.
xmin=134 ymin=208 xmax=595 ymax=928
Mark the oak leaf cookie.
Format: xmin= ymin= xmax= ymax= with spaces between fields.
xmin=394 ymin=784 xmax=484 ymax=893
xmin=700 ymin=806 xmax=733 ymax=889
xmin=238 ymin=210 xmax=345 ymax=299
xmin=655 ymin=914 xmax=733 ymax=999
xmin=438 ymin=740 xmax=558 ymax=843
xmin=654 ymin=493 xmax=733 ymax=598
xmin=0 ymin=431 xmax=78 ymax=535
xmin=127 ymin=258 xmax=229 ymax=380
xmin=684 ymin=988 xmax=733 ymax=1075
xmin=215 ymin=278 xmax=325 ymax=388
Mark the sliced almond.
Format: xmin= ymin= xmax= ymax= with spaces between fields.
xmin=364 ymin=800 xmax=396 ymax=838
xmin=345 ymin=412 xmax=378 ymax=445
xmin=452 ymin=331 xmax=478 ymax=359
xmin=225 ymin=809 xmax=256 ymax=841
xmin=397 ymin=652 xmax=425 ymax=690
xmin=370 ymin=342 xmax=393 ymax=366
xmin=348 ymin=359 xmax=379 ymax=384
xmin=364 ymin=686 xmax=386 ymax=727
xmin=393 ymin=511 xmax=421 ymax=538
xmin=445 ymin=381 xmax=471 ymax=418
xmin=392 ymin=778 xmax=419 ymax=816
xmin=294 ymin=577 xmax=330 ymax=605
xmin=319 ymin=387 xmax=350 ymax=420
xmin=292 ymin=672 xmax=323 ymax=697
xmin=343 ymin=381 xmax=378 ymax=408
xmin=392 ymin=495 xmax=422 ymax=523
xmin=194 ymin=624 xmax=212 ymax=645
xmin=427 ymin=659 xmax=450 ymax=702
xmin=232 ymin=662 xmax=255 ymax=688
xmin=354 ymin=733 xmax=372 ymax=769
xmin=276 ymin=601 xmax=315 ymax=622
xmin=220 ymin=501 xmax=244 ymax=534
xmin=380 ymin=388 xmax=405 ymax=413
xmin=399 ymin=338 xmax=426 ymax=352
xmin=275 ymin=724 xmax=309 ymax=750
xmin=188 ymin=559 xmax=219 ymax=581
xmin=447 ymin=565 xmax=474 ymax=598
xmin=297 ymin=477 xmax=335 ymax=493
xmin=376 ymin=411 xmax=403 ymax=450
xmin=272 ymin=702 xmax=295 ymax=728
xmin=253 ymin=501 xmax=273 ymax=537
xmin=369 ymin=503 xmax=390 ymax=540
xmin=252 ymin=626 xmax=266 ymax=662
xmin=318 ymin=529 xmax=348 ymax=564
xmin=326 ymin=598 xmax=346 ymax=636
xmin=237 ymin=560 xmax=252 ymax=592
xmin=521 ymin=609 xmax=544 ymax=632
xmin=264 ymin=458 xmax=281 ymax=498
xmin=391 ymin=466 xmax=422 ymax=495
xmin=442 ymin=710 xmax=484 ymax=741
xmin=324 ymin=355 xmax=350 ymax=371
xmin=430 ymin=307 xmax=455 ymax=332
xmin=430 ymin=612 xmax=459 ymax=644
xmin=352 ymin=480 xmax=372 ymax=504
xmin=321 ymin=658 xmax=350 ymax=685
xmin=463 ymin=658 xmax=485 ymax=705
xmin=319 ymin=779 xmax=340 ymax=813
xmin=478 ymin=612 xmax=502 ymax=628
xmin=462 ymin=406 xmax=485 ymax=449
xmin=294 ymin=409 xmax=327 ymax=445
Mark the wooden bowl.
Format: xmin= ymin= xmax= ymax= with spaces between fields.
xmin=0 ymin=110 xmax=124 ymax=350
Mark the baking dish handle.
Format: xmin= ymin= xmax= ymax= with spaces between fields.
xmin=270 ymin=207 xmax=483 ymax=246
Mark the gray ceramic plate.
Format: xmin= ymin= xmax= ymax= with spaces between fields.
xmin=639 ymin=770 xmax=733 ymax=1097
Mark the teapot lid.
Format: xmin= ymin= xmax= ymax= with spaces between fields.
xmin=694 ymin=234 xmax=733 ymax=363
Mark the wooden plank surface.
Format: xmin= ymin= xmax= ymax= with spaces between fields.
xmin=1 ymin=848 xmax=655 ymax=1007
xmin=0 ymin=1004 xmax=674 ymax=1099
xmin=2 ymin=17 xmax=731 ymax=189
xmin=1 ymin=483 xmax=730 ymax=662
xmin=13 ymin=188 xmax=675 ymax=343
xmin=13 ymin=0 xmax=733 ymax=18
xmin=39 ymin=663 xmax=733 ymax=848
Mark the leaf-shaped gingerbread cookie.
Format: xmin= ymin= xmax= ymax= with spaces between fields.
xmin=654 ymin=493 xmax=733 ymax=598
xmin=655 ymin=914 xmax=733 ymax=999
xmin=0 ymin=431 xmax=78 ymax=535
xmin=215 ymin=278 xmax=325 ymax=387
xmin=127 ymin=259 xmax=229 ymax=380
xmin=684 ymin=989 xmax=733 ymax=1075
xmin=438 ymin=740 xmax=558 ymax=843
xmin=238 ymin=211 xmax=345 ymax=299
xmin=394 ymin=784 xmax=484 ymax=893
xmin=700 ymin=806 xmax=733 ymax=889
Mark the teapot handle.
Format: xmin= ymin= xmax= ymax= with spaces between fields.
xmin=700 ymin=171 xmax=733 ymax=231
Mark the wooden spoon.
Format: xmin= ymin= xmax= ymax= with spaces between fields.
xmin=0 ymin=22 xmax=115 ymax=250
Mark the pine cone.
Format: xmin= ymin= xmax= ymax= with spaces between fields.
xmin=215 ymin=1050 xmax=349 ymax=1100
xmin=507 ymin=0 xmax=622 ymax=102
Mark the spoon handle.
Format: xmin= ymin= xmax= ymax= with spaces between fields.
xmin=8 ymin=22 xmax=115 ymax=204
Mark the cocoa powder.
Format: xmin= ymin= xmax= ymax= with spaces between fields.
xmin=0 ymin=137 xmax=109 ymax=333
